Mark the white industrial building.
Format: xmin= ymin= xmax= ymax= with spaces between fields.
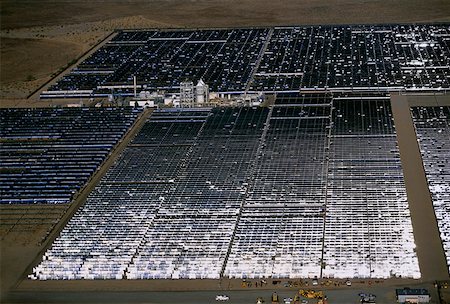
xmin=396 ymin=288 xmax=430 ymax=303
xmin=129 ymin=91 xmax=158 ymax=107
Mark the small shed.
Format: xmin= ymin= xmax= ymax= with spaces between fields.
xmin=396 ymin=288 xmax=430 ymax=303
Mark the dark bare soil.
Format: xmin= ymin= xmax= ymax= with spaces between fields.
xmin=1 ymin=37 xmax=82 ymax=84
xmin=2 ymin=0 xmax=450 ymax=30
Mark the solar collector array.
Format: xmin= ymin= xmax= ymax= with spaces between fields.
xmin=44 ymin=24 xmax=450 ymax=98
xmin=0 ymin=108 xmax=141 ymax=204
xmin=412 ymin=106 xmax=450 ymax=272
xmin=323 ymin=97 xmax=419 ymax=279
xmin=31 ymin=95 xmax=422 ymax=280
xmin=32 ymin=107 xmax=269 ymax=279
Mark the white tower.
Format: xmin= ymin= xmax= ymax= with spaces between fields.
xmin=195 ymin=79 xmax=209 ymax=104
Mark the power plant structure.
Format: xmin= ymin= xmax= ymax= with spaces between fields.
xmin=180 ymin=79 xmax=209 ymax=107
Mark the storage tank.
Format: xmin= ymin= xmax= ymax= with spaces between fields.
xmin=195 ymin=79 xmax=209 ymax=104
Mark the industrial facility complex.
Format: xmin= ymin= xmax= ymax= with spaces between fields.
xmin=1 ymin=23 xmax=450 ymax=304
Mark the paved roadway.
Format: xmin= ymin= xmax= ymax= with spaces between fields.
xmin=3 ymin=284 xmax=441 ymax=304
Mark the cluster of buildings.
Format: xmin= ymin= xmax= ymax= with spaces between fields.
xmin=128 ymin=79 xmax=264 ymax=108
